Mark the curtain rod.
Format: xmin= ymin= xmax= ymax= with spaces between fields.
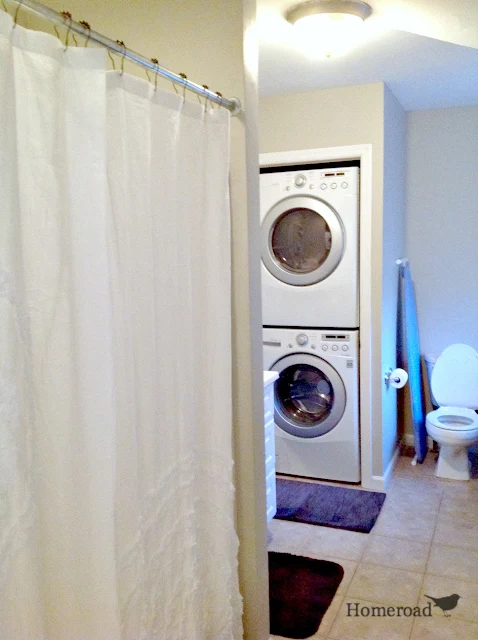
xmin=6 ymin=0 xmax=242 ymax=115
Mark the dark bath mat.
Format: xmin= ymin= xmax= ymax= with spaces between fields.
xmin=275 ymin=478 xmax=386 ymax=533
xmin=269 ymin=551 xmax=343 ymax=639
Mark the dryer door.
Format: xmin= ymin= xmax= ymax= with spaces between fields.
xmin=261 ymin=195 xmax=344 ymax=286
xmin=271 ymin=353 xmax=346 ymax=438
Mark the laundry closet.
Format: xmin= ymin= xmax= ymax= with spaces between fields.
xmin=260 ymin=83 xmax=406 ymax=491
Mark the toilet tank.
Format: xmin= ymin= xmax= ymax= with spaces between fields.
xmin=424 ymin=353 xmax=439 ymax=408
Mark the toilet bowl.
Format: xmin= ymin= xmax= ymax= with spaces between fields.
xmin=426 ymin=344 xmax=478 ymax=481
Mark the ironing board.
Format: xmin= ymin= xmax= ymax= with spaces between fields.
xmin=397 ymin=261 xmax=427 ymax=463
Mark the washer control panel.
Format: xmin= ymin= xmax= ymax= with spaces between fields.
xmin=279 ymin=166 xmax=358 ymax=195
xmin=263 ymin=329 xmax=358 ymax=357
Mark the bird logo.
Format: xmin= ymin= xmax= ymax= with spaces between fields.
xmin=425 ymin=593 xmax=461 ymax=617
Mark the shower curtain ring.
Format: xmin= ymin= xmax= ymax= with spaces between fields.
xmin=179 ymin=72 xmax=187 ymax=99
xmin=151 ymin=58 xmax=159 ymax=90
xmin=13 ymin=0 xmax=24 ymax=27
xmin=201 ymin=85 xmax=209 ymax=108
xmin=79 ymin=21 xmax=91 ymax=47
xmin=214 ymin=92 xmax=223 ymax=110
xmin=60 ymin=11 xmax=73 ymax=50
xmin=108 ymin=49 xmax=116 ymax=71
xmin=116 ymin=40 xmax=126 ymax=75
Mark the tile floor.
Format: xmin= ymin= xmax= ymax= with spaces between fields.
xmin=269 ymin=451 xmax=478 ymax=640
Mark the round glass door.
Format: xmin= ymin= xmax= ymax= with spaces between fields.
xmin=271 ymin=208 xmax=331 ymax=274
xmin=262 ymin=195 xmax=344 ymax=286
xmin=271 ymin=354 xmax=346 ymax=438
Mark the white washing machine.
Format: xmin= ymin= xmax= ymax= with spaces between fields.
xmin=261 ymin=166 xmax=359 ymax=329
xmin=263 ymin=327 xmax=360 ymax=482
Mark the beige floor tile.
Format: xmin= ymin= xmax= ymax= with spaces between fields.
xmin=385 ymin=483 xmax=442 ymax=513
xmin=427 ymin=543 xmax=478 ymax=583
xmin=395 ymin=454 xmax=438 ymax=478
xmin=311 ymin=594 xmax=344 ymax=638
xmin=328 ymin=598 xmax=414 ymax=640
xmin=420 ymin=574 xmax=478 ymax=623
xmin=372 ymin=506 xmax=437 ymax=543
xmin=434 ymin=515 xmax=478 ymax=551
xmin=346 ymin=563 xmax=423 ymax=606
xmin=410 ymin=615 xmax=478 ymax=639
xmin=439 ymin=495 xmax=478 ymax=524
xmin=304 ymin=526 xmax=369 ymax=562
xmin=377 ymin=499 xmax=440 ymax=524
xmin=389 ymin=475 xmax=444 ymax=499
xmin=441 ymin=480 xmax=478 ymax=500
xmin=362 ymin=534 xmax=430 ymax=573
xmin=267 ymin=518 xmax=313 ymax=555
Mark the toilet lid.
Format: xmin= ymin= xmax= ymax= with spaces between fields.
xmin=431 ymin=344 xmax=478 ymax=409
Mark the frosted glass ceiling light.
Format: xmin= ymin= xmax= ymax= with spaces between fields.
xmin=286 ymin=0 xmax=372 ymax=58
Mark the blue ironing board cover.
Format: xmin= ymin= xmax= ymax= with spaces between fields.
xmin=399 ymin=264 xmax=427 ymax=463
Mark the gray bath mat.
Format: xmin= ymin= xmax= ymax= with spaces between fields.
xmin=275 ymin=478 xmax=386 ymax=533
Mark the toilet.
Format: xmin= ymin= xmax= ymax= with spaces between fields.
xmin=426 ymin=344 xmax=478 ymax=481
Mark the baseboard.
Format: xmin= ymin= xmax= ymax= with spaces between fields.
xmin=383 ymin=444 xmax=400 ymax=489
xmin=362 ymin=445 xmax=400 ymax=492
xmin=402 ymin=433 xmax=434 ymax=450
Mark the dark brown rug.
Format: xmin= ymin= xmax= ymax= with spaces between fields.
xmin=275 ymin=478 xmax=386 ymax=533
xmin=269 ymin=552 xmax=343 ymax=639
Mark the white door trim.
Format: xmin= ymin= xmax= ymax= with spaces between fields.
xmin=259 ymin=145 xmax=375 ymax=490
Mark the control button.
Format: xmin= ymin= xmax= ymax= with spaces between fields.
xmin=294 ymin=174 xmax=306 ymax=187
xmin=309 ymin=184 xmax=314 ymax=189
xmin=285 ymin=186 xmax=291 ymax=191
xmin=332 ymin=345 xmax=339 ymax=351
xmin=311 ymin=344 xmax=316 ymax=349
xmin=342 ymin=181 xmax=348 ymax=189
xmin=342 ymin=345 xmax=349 ymax=352
xmin=331 ymin=182 xmax=337 ymax=189
xmin=288 ymin=343 xmax=293 ymax=348
xmin=296 ymin=333 xmax=308 ymax=346
xmin=321 ymin=345 xmax=328 ymax=351
xmin=320 ymin=183 xmax=327 ymax=190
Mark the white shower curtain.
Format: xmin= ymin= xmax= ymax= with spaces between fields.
xmin=0 ymin=11 xmax=241 ymax=640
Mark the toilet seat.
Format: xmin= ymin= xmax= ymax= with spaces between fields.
xmin=427 ymin=407 xmax=478 ymax=431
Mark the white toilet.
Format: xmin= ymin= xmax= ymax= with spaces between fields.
xmin=426 ymin=344 xmax=478 ymax=481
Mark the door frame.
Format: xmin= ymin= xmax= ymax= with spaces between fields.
xmin=259 ymin=144 xmax=378 ymax=490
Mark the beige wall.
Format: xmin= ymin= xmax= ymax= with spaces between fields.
xmin=19 ymin=1 xmax=268 ymax=638
xmin=382 ymin=86 xmax=406 ymax=466
xmin=260 ymin=84 xmax=389 ymax=479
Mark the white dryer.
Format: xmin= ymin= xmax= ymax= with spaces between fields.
xmin=263 ymin=327 xmax=360 ymax=483
xmin=261 ymin=166 xmax=359 ymax=328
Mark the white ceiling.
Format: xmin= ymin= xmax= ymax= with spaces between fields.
xmin=258 ymin=0 xmax=478 ymax=111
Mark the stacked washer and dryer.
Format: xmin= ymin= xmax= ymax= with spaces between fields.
xmin=261 ymin=165 xmax=361 ymax=483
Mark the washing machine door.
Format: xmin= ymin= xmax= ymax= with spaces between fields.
xmin=261 ymin=195 xmax=345 ymax=286
xmin=271 ymin=353 xmax=346 ymax=438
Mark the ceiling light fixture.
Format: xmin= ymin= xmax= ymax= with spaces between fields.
xmin=286 ymin=0 xmax=373 ymax=59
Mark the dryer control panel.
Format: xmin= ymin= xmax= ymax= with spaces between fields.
xmin=278 ymin=167 xmax=358 ymax=196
